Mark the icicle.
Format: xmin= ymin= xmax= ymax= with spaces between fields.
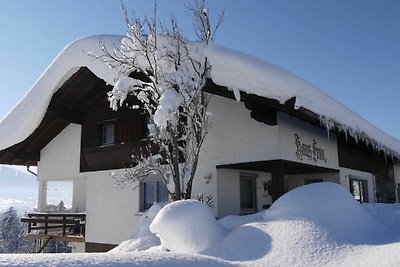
xmin=232 ymin=88 xmax=241 ymax=102
xmin=324 ymin=117 xmax=330 ymax=140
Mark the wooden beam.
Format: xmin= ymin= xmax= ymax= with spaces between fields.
xmin=27 ymin=234 xmax=85 ymax=243
xmin=271 ymin=160 xmax=285 ymax=202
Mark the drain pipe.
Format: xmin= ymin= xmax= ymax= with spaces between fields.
xmin=26 ymin=166 xmax=37 ymax=177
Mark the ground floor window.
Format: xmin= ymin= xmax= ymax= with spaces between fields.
xmin=240 ymin=174 xmax=257 ymax=214
xmin=141 ymin=180 xmax=169 ymax=211
xmin=349 ymin=176 xmax=368 ymax=203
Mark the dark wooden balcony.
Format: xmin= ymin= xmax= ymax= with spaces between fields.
xmin=21 ymin=212 xmax=86 ymax=243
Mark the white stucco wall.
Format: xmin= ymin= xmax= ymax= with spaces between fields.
xmin=85 ymin=170 xmax=140 ymax=245
xmin=37 ymin=124 xmax=142 ymax=245
xmin=192 ymin=95 xmax=280 ymax=217
xmin=277 ymin=112 xmax=339 ymax=169
xmin=38 ymin=124 xmax=83 ymax=181
xmin=216 ymin=168 xmax=272 ymax=218
xmin=285 ymin=172 xmax=340 ymax=191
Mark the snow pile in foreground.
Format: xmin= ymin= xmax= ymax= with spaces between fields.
xmin=266 ymin=182 xmax=390 ymax=244
xmin=362 ymin=203 xmax=400 ymax=227
xmin=202 ymin=183 xmax=394 ymax=265
xmin=2 ymin=183 xmax=400 ymax=266
xmin=150 ymin=200 xmax=227 ymax=253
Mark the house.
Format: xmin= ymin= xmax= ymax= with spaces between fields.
xmin=0 ymin=35 xmax=399 ymax=252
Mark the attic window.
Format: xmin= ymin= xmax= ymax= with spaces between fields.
xmin=100 ymin=120 xmax=115 ymax=146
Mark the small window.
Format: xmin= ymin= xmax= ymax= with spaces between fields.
xmin=141 ymin=181 xmax=169 ymax=211
xmin=304 ymin=179 xmax=323 ymax=185
xmin=349 ymin=176 xmax=368 ymax=203
xmin=100 ymin=120 xmax=115 ymax=146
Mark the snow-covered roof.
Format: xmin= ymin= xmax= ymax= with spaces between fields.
xmin=0 ymin=35 xmax=399 ymax=158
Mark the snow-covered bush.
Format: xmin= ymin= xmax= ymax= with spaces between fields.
xmin=150 ymin=200 xmax=227 ymax=253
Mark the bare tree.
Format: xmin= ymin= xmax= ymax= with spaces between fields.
xmin=96 ymin=0 xmax=223 ymax=200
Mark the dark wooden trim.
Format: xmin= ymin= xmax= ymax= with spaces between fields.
xmin=217 ymin=159 xmax=339 ymax=174
xmin=271 ymin=160 xmax=285 ymax=202
xmin=26 ymin=234 xmax=85 ymax=243
xmin=85 ymin=242 xmax=117 ymax=253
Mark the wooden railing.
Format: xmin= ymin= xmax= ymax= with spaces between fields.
xmin=21 ymin=212 xmax=86 ymax=242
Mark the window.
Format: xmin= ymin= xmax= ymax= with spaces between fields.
xmin=99 ymin=120 xmax=115 ymax=146
xmin=304 ymin=179 xmax=323 ymax=185
xmin=141 ymin=181 xmax=169 ymax=211
xmin=349 ymin=176 xmax=368 ymax=203
xmin=240 ymin=174 xmax=257 ymax=214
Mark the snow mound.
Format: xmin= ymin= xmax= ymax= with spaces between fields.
xmin=110 ymin=203 xmax=162 ymax=252
xmin=267 ymin=182 xmax=390 ymax=244
xmin=363 ymin=203 xmax=400 ymax=227
xmin=150 ymin=200 xmax=227 ymax=253
xmin=203 ymin=183 xmax=395 ymax=265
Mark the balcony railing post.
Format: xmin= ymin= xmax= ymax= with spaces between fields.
xmin=44 ymin=215 xmax=48 ymax=235
xmin=62 ymin=216 xmax=66 ymax=236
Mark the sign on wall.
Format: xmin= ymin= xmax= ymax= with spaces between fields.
xmin=294 ymin=133 xmax=327 ymax=163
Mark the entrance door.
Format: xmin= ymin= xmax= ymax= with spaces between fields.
xmin=240 ymin=175 xmax=257 ymax=214
xmin=349 ymin=176 xmax=368 ymax=203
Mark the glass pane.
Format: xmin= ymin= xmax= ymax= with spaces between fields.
xmin=351 ymin=180 xmax=361 ymax=201
xmin=103 ymin=123 xmax=115 ymax=145
xmin=360 ymin=180 xmax=368 ymax=203
xmin=158 ymin=182 xmax=169 ymax=203
xmin=240 ymin=179 xmax=254 ymax=209
xmin=143 ymin=182 xmax=156 ymax=210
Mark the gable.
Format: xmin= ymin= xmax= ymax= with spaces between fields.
xmin=0 ymin=67 xmax=110 ymax=166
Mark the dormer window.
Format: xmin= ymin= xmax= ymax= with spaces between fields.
xmin=100 ymin=120 xmax=115 ymax=146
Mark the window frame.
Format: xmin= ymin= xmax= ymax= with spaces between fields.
xmin=239 ymin=173 xmax=258 ymax=215
xmin=99 ymin=119 xmax=116 ymax=146
xmin=140 ymin=176 xmax=169 ymax=212
xmin=349 ymin=176 xmax=369 ymax=203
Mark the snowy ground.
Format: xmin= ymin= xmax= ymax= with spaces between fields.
xmin=1 ymin=182 xmax=400 ymax=266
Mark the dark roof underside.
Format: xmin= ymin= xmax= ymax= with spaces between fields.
xmin=0 ymin=67 xmax=110 ymax=166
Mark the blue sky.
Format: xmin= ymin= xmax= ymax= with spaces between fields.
xmin=0 ymin=1 xmax=399 ymax=209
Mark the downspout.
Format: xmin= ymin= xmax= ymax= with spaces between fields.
xmin=27 ymin=166 xmax=37 ymax=177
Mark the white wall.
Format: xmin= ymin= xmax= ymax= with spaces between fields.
xmin=216 ymin=168 xmax=272 ymax=218
xmin=278 ymin=112 xmax=339 ymax=169
xmin=37 ymin=124 xmax=142 ymax=245
xmin=192 ymin=95 xmax=280 ymax=217
xmin=85 ymin=169 xmax=140 ymax=245
xmin=285 ymin=172 xmax=340 ymax=191
xmin=38 ymin=124 xmax=83 ymax=181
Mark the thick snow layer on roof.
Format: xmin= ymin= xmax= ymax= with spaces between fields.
xmin=205 ymin=43 xmax=400 ymax=156
xmin=0 ymin=35 xmax=122 ymax=151
xmin=0 ymin=34 xmax=399 ymax=157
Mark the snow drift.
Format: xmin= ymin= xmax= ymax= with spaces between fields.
xmin=2 ymin=183 xmax=393 ymax=266
xmin=0 ymin=35 xmax=399 ymax=159
xmin=150 ymin=200 xmax=227 ymax=253
xmin=203 ymin=183 xmax=395 ymax=265
xmin=266 ymin=182 xmax=390 ymax=244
